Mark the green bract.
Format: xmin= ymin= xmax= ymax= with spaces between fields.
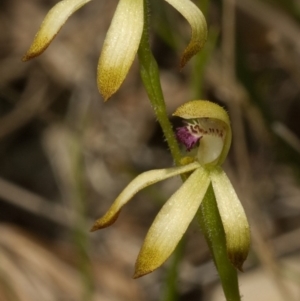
xmin=92 ymin=100 xmax=250 ymax=277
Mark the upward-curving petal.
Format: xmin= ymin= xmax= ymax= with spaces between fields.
xmin=165 ymin=0 xmax=207 ymax=68
xmin=91 ymin=162 xmax=200 ymax=232
xmin=22 ymin=0 xmax=92 ymax=61
xmin=134 ymin=166 xmax=210 ymax=278
xmin=97 ymin=0 xmax=143 ymax=100
xmin=210 ymin=167 xmax=250 ymax=271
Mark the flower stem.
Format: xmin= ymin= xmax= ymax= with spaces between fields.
xmin=197 ymin=184 xmax=241 ymax=301
xmin=137 ymin=0 xmax=182 ymax=167
xmin=138 ymin=1 xmax=185 ymax=300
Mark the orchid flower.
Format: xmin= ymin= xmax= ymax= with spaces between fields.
xmin=91 ymin=100 xmax=250 ymax=278
xmin=22 ymin=0 xmax=207 ymax=100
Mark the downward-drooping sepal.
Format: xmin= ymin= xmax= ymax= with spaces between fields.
xmin=22 ymin=0 xmax=92 ymax=61
xmin=165 ymin=0 xmax=207 ymax=68
xmin=210 ymin=167 xmax=250 ymax=270
xmin=91 ymin=162 xmax=201 ymax=231
xmin=173 ymin=100 xmax=232 ymax=167
xmin=23 ymin=0 xmax=206 ymax=100
xmin=134 ymin=166 xmax=210 ymax=278
xmin=97 ymin=0 xmax=144 ymax=100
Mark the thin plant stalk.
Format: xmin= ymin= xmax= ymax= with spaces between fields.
xmin=67 ymin=96 xmax=94 ymax=301
xmin=70 ymin=135 xmax=94 ymax=301
xmin=198 ymin=185 xmax=241 ymax=301
xmin=137 ymin=0 xmax=182 ymax=167
xmin=160 ymin=238 xmax=185 ymax=301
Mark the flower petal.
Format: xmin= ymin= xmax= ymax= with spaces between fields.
xmin=97 ymin=0 xmax=143 ymax=100
xmin=22 ymin=0 xmax=92 ymax=61
xmin=210 ymin=167 xmax=250 ymax=270
xmin=165 ymin=0 xmax=207 ymax=68
xmin=91 ymin=162 xmax=200 ymax=231
xmin=134 ymin=166 xmax=210 ymax=278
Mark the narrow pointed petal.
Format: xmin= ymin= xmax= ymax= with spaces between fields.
xmin=210 ymin=167 xmax=250 ymax=270
xmin=22 ymin=0 xmax=92 ymax=61
xmin=91 ymin=162 xmax=200 ymax=231
xmin=134 ymin=167 xmax=210 ymax=278
xmin=97 ymin=0 xmax=143 ymax=100
xmin=165 ymin=0 xmax=207 ymax=68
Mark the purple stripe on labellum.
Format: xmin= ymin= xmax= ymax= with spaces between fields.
xmin=176 ymin=118 xmax=226 ymax=153
xmin=176 ymin=126 xmax=202 ymax=151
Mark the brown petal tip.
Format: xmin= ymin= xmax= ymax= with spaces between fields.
xmin=90 ymin=211 xmax=120 ymax=232
xmin=22 ymin=49 xmax=43 ymax=62
xmin=228 ymin=250 xmax=248 ymax=272
xmin=133 ymin=266 xmax=153 ymax=279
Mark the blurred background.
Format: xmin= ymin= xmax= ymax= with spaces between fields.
xmin=1 ymin=0 xmax=300 ymax=300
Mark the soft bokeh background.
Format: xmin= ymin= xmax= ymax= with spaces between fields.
xmin=1 ymin=0 xmax=300 ymax=300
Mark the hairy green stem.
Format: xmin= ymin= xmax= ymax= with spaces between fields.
xmin=138 ymin=0 xmax=182 ymax=167
xmin=198 ymin=184 xmax=241 ymax=301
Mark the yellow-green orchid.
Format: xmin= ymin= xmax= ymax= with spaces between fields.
xmin=22 ymin=0 xmax=207 ymax=100
xmin=91 ymin=100 xmax=250 ymax=278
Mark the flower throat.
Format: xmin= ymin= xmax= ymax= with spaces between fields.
xmin=176 ymin=118 xmax=227 ymax=166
